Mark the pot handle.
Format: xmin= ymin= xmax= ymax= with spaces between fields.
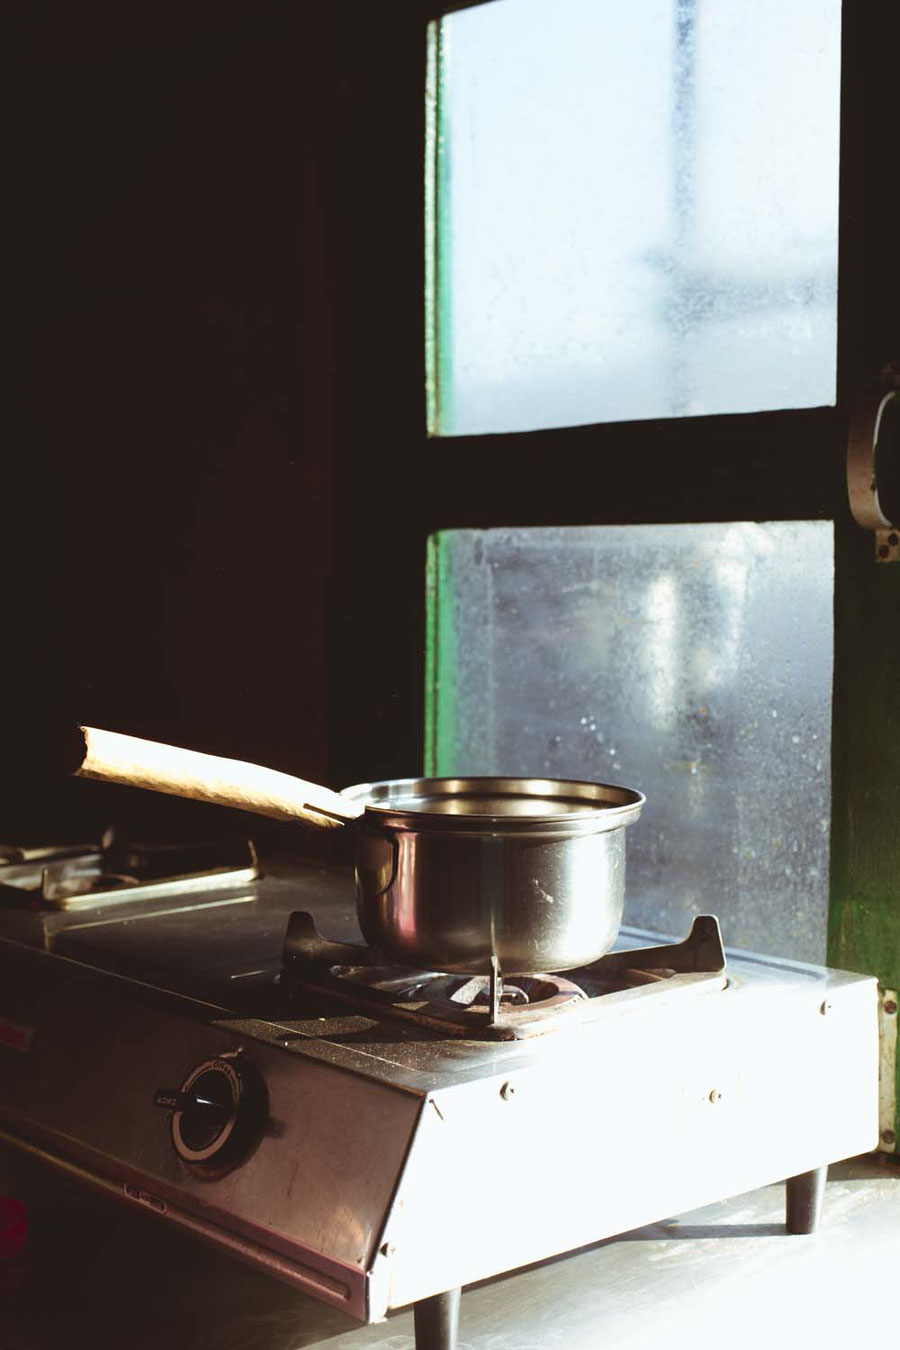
xmin=73 ymin=726 xmax=364 ymax=829
xmin=359 ymin=835 xmax=400 ymax=901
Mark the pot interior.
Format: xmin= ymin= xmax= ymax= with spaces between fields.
xmin=341 ymin=776 xmax=644 ymax=824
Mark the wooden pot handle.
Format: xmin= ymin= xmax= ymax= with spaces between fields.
xmin=74 ymin=726 xmax=364 ymax=829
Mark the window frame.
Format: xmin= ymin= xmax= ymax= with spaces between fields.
xmin=321 ymin=4 xmax=899 ymax=1033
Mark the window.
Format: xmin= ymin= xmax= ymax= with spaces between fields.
xmin=421 ymin=1 xmax=844 ymax=960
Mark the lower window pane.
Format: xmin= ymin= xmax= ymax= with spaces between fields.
xmin=425 ymin=522 xmax=833 ymax=962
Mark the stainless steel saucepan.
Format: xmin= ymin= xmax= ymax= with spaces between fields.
xmin=73 ymin=727 xmax=644 ymax=975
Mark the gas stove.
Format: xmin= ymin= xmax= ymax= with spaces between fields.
xmin=0 ymin=840 xmax=879 ymax=1350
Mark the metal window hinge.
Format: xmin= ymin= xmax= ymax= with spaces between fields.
xmin=848 ymin=373 xmax=900 ymax=563
xmin=878 ymin=986 xmax=898 ymax=1153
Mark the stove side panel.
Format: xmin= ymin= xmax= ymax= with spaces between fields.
xmin=373 ymin=971 xmax=879 ymax=1311
xmin=0 ymin=943 xmax=423 ymax=1321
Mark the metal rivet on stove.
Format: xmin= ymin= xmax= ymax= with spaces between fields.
xmin=882 ymin=1129 xmax=896 ymax=1147
xmin=819 ymin=999 xmax=833 ymax=1016
xmin=883 ymin=999 xmax=898 ymax=1016
xmin=500 ymin=1082 xmax=515 ymax=1101
xmin=380 ymin=1242 xmax=396 ymax=1258
xmin=708 ymin=1089 xmax=722 ymax=1105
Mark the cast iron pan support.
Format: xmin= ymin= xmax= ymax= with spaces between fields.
xmin=414 ymin=1288 xmax=461 ymax=1350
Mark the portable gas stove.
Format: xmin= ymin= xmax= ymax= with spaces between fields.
xmin=0 ymin=839 xmax=879 ymax=1350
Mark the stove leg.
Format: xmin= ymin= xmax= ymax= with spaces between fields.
xmin=413 ymin=1287 xmax=461 ymax=1350
xmin=785 ymin=1166 xmax=827 ymax=1234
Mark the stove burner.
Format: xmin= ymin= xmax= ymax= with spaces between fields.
xmin=330 ymin=963 xmax=587 ymax=1010
xmin=0 ymin=831 xmax=260 ymax=920
xmin=445 ymin=972 xmax=581 ymax=1008
xmin=281 ymin=911 xmax=728 ymax=1041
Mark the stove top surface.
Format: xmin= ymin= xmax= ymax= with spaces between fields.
xmin=0 ymin=853 xmax=866 ymax=1094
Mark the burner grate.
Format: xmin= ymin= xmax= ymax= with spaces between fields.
xmin=281 ymin=912 xmax=728 ymax=1041
xmin=0 ymin=832 xmax=261 ymax=949
xmin=0 ymin=832 xmax=259 ymax=912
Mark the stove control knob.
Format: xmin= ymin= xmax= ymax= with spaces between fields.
xmin=153 ymin=1053 xmax=267 ymax=1177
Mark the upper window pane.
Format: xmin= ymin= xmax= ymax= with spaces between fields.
xmin=426 ymin=0 xmax=841 ymax=436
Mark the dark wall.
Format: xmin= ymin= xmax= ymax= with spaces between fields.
xmin=4 ymin=4 xmax=344 ymax=842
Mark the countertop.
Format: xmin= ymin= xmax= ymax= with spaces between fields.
xmin=2 ymin=1146 xmax=898 ymax=1350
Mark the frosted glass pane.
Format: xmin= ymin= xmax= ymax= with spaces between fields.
xmin=427 ymin=0 xmax=841 ymax=435
xmin=425 ymin=523 xmax=833 ymax=962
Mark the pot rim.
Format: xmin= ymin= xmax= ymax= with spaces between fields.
xmin=340 ymin=775 xmax=645 ymax=834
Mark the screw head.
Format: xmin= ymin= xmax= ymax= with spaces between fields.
xmin=881 ymin=1129 xmax=896 ymax=1147
xmin=500 ymin=1082 xmax=515 ymax=1101
xmin=708 ymin=1089 xmax=722 ymax=1105
xmin=883 ymin=999 xmax=898 ymax=1016
xmin=819 ymin=999 xmax=833 ymax=1016
xmin=888 ymin=533 xmax=899 ymax=547
xmin=878 ymin=544 xmax=890 ymax=559
xmin=380 ymin=1242 xmax=396 ymax=1258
